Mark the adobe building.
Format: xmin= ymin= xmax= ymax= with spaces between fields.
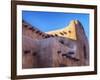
xmin=22 ymin=20 xmax=89 ymax=68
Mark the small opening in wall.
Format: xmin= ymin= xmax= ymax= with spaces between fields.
xmin=32 ymin=52 xmax=37 ymax=56
xmin=68 ymin=52 xmax=74 ymax=55
xmin=83 ymin=45 xmax=87 ymax=59
xmin=59 ymin=40 xmax=64 ymax=44
xmin=24 ymin=50 xmax=31 ymax=54
xmin=57 ymin=51 xmax=61 ymax=54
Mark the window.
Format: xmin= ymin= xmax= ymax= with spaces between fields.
xmin=83 ymin=45 xmax=87 ymax=59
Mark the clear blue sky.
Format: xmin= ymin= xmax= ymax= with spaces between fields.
xmin=22 ymin=11 xmax=89 ymax=39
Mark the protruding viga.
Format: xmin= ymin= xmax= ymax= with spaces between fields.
xmin=46 ymin=20 xmax=77 ymax=40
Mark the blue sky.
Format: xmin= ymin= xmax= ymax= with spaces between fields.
xmin=22 ymin=11 xmax=89 ymax=39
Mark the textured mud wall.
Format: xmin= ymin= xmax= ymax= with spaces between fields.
xmin=22 ymin=20 xmax=89 ymax=68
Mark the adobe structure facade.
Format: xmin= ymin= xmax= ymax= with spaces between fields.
xmin=22 ymin=20 xmax=89 ymax=68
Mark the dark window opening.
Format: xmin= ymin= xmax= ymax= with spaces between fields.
xmin=62 ymin=53 xmax=67 ymax=57
xmin=24 ymin=50 xmax=30 ymax=54
xmin=83 ymin=45 xmax=87 ymax=59
xmin=62 ymin=53 xmax=79 ymax=61
xmin=59 ymin=40 xmax=64 ymax=44
xmin=57 ymin=51 xmax=61 ymax=54
xmin=32 ymin=52 xmax=37 ymax=56
xmin=67 ymin=52 xmax=74 ymax=55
